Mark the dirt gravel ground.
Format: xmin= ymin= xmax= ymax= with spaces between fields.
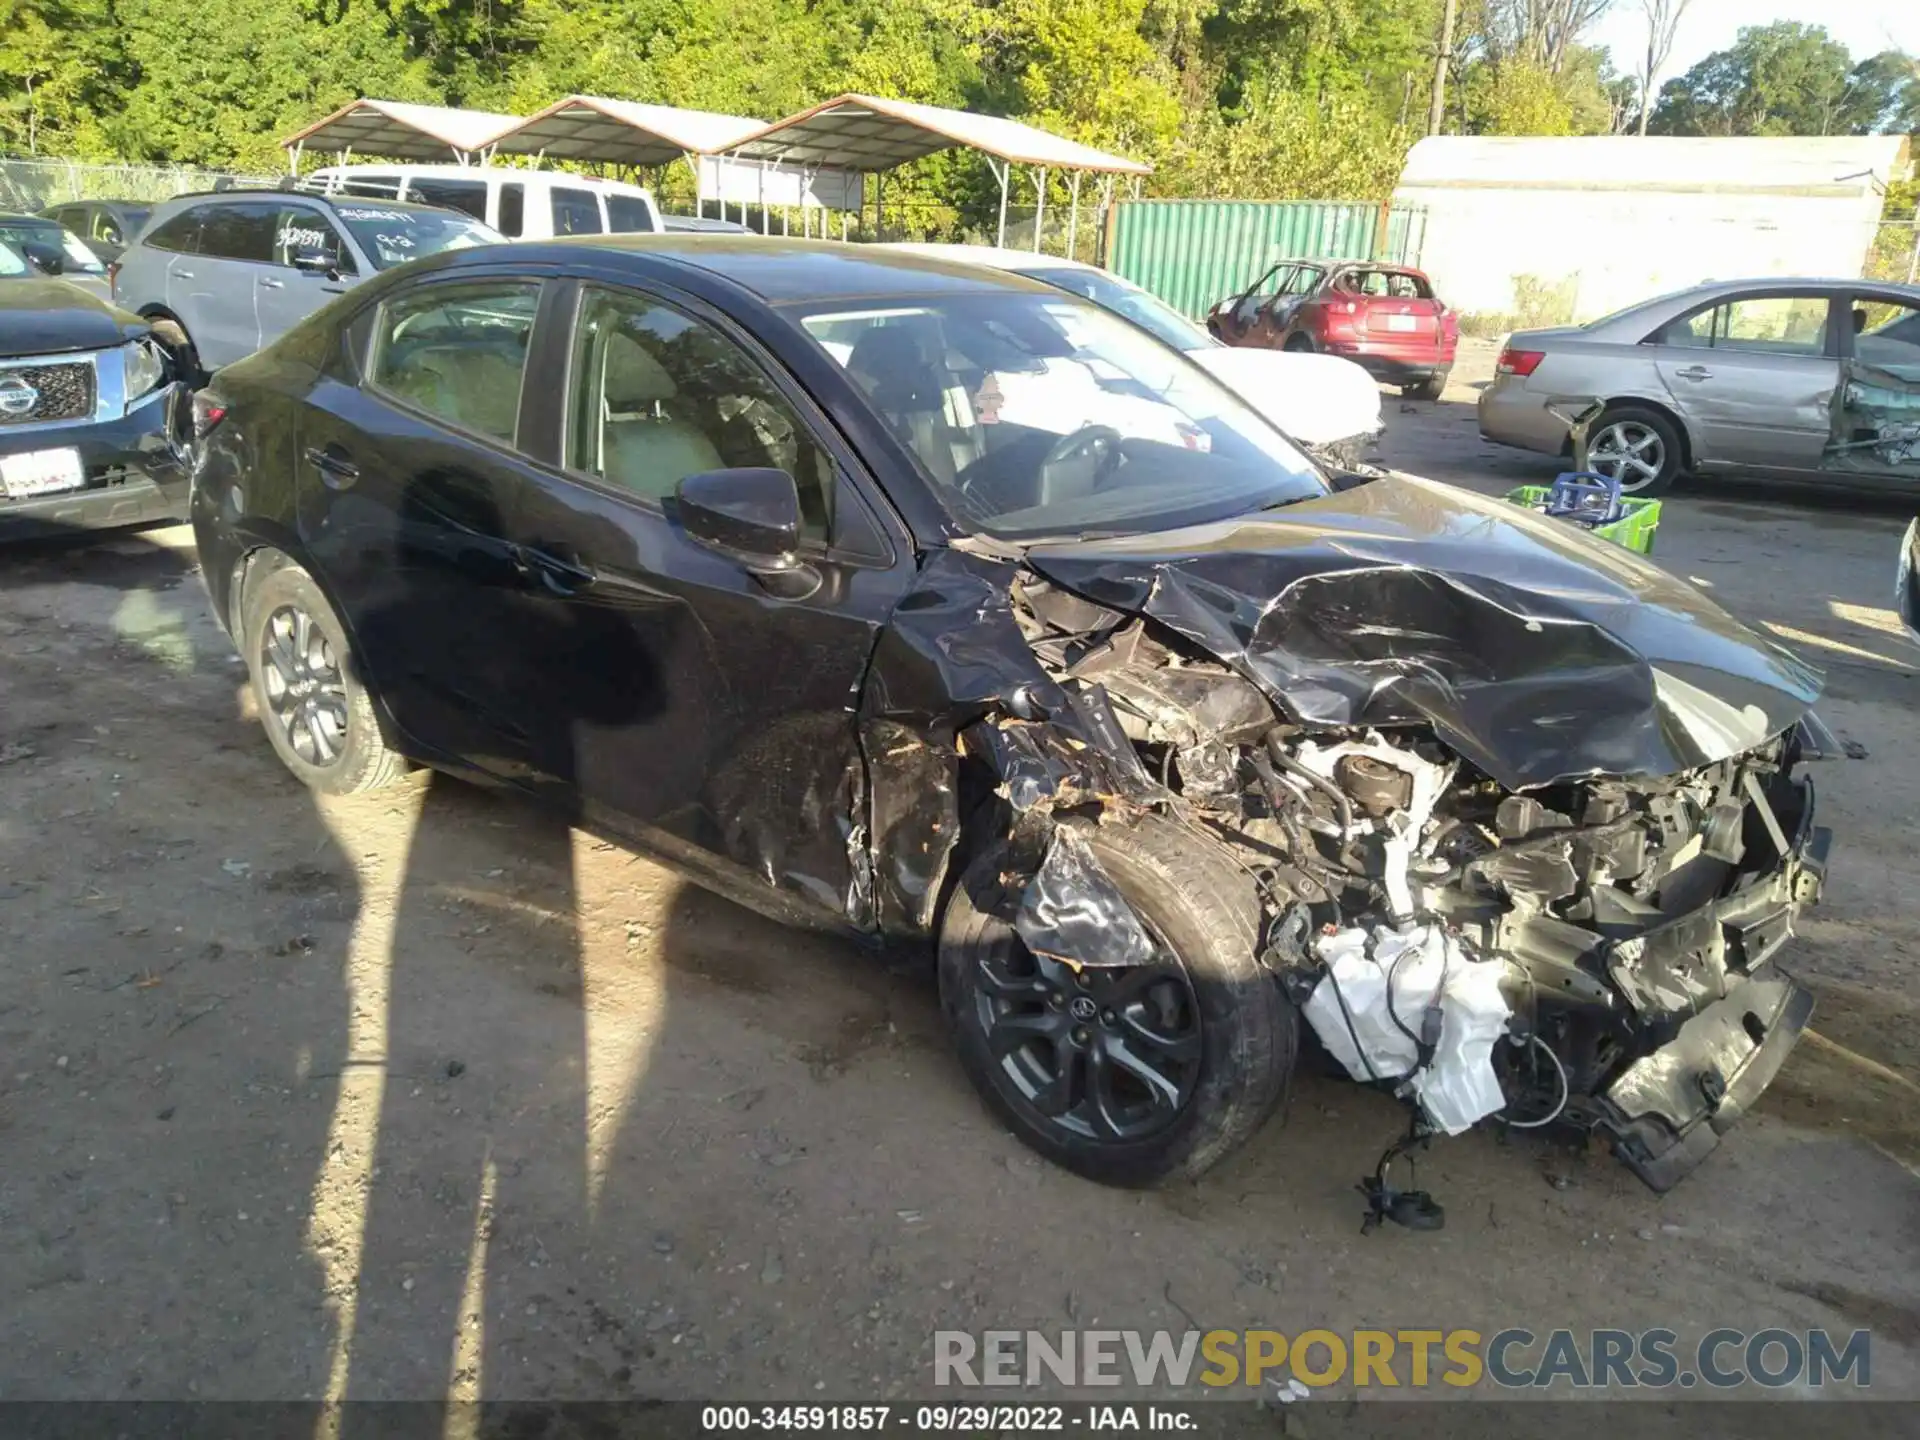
xmin=3 ymin=340 xmax=1920 ymax=1414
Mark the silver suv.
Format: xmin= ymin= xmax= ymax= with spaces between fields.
xmin=113 ymin=190 xmax=499 ymax=377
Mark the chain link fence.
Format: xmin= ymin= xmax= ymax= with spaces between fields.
xmin=700 ymin=201 xmax=1113 ymax=264
xmin=0 ymin=155 xmax=267 ymax=212
xmin=1867 ymin=220 xmax=1920 ymax=286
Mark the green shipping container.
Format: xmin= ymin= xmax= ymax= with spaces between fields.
xmin=1108 ymin=200 xmax=1428 ymax=320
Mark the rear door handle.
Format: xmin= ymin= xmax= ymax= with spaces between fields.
xmin=303 ymin=445 xmax=359 ymax=488
xmin=1674 ymin=365 xmax=1713 ymax=381
xmin=174 ymin=269 xmax=194 ymax=279
xmin=259 ymin=277 xmax=285 ymax=289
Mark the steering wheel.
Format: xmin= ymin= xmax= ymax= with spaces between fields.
xmin=1035 ymin=424 xmax=1125 ymax=506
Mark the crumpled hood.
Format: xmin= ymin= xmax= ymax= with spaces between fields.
xmin=0 ymin=278 xmax=144 ymax=357
xmin=1024 ymin=473 xmax=1823 ymax=790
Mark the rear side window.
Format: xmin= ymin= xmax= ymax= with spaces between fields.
xmin=142 ymin=208 xmax=205 ymax=254
xmin=332 ymin=172 xmax=405 ymax=200
xmin=551 ymin=188 xmax=604 ymax=236
xmin=497 ymin=182 xmax=525 ymax=238
xmin=370 ymin=281 xmax=541 ymax=443
xmin=605 ymin=194 xmax=655 ymax=233
xmin=406 ymin=177 xmax=489 ymax=223
xmin=195 ymin=202 xmax=279 ymax=262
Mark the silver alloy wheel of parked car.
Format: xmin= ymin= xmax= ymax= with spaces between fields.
xmin=1587 ymin=418 xmax=1666 ymax=493
xmin=260 ymin=602 xmax=350 ymax=767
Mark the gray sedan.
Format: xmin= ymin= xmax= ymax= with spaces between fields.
xmin=1478 ymin=278 xmax=1920 ymax=496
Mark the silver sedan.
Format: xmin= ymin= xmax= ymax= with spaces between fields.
xmin=1478 ymin=277 xmax=1920 ymax=496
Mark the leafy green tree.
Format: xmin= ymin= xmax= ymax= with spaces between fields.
xmin=1649 ymin=22 xmax=1912 ymax=137
xmin=0 ymin=0 xmax=129 ymax=156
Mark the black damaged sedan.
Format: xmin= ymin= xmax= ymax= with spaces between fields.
xmin=191 ymin=238 xmax=1833 ymax=1195
xmin=0 ymin=240 xmax=185 ymax=538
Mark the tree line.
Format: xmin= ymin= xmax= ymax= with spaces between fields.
xmin=0 ymin=2 xmax=1913 ymax=217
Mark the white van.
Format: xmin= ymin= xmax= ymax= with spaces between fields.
xmin=302 ymin=164 xmax=662 ymax=240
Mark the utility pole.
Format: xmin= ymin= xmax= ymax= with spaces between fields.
xmin=1428 ymin=0 xmax=1459 ymax=136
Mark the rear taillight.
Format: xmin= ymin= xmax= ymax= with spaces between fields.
xmin=107 ymin=261 xmax=120 ymax=301
xmin=1497 ymin=347 xmax=1545 ymax=377
xmin=192 ymin=392 xmax=228 ymax=439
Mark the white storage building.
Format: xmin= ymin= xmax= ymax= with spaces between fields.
xmin=1394 ymin=135 xmax=1913 ymax=325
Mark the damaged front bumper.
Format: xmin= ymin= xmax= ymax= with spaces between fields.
xmin=1590 ymin=785 xmax=1831 ymax=1191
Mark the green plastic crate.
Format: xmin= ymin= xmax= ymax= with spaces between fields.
xmin=1504 ymin=486 xmax=1661 ymax=556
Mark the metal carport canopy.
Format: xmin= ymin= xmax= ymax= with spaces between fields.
xmin=280 ymin=99 xmax=523 ymax=166
xmin=719 ymin=93 xmax=1150 ymax=250
xmin=491 ymin=95 xmax=767 ymax=168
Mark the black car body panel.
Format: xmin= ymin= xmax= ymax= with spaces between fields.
xmin=191 ymin=238 xmax=1835 ymax=1193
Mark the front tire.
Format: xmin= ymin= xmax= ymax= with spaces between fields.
xmin=240 ymin=558 xmax=407 ymax=795
xmin=939 ymin=817 xmax=1295 ymax=1187
xmin=1585 ymin=404 xmax=1683 ymax=497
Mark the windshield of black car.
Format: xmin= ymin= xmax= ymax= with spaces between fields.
xmin=798 ymin=291 xmax=1326 ymax=541
xmin=0 ymin=221 xmax=105 ymax=273
xmin=328 ymin=205 xmax=500 ymax=271
xmin=1021 ymin=266 xmax=1212 ymax=352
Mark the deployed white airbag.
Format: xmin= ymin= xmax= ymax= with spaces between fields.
xmin=1303 ymin=923 xmax=1513 ymax=1135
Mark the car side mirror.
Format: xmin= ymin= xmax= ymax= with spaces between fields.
xmin=676 ymin=466 xmax=803 ymax=561
xmin=290 ymin=250 xmax=338 ymax=278
xmin=676 ymin=467 xmax=819 ymax=599
xmin=22 ymin=241 xmax=64 ymax=275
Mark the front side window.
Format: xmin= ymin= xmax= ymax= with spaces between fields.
xmin=195 ymin=202 xmax=279 ymax=263
xmin=497 ymin=183 xmax=525 ymax=238
xmin=0 ymin=240 xmax=30 ymax=278
xmin=406 ymin=177 xmax=490 ymax=223
xmin=800 ymin=291 xmax=1325 ymax=542
xmin=605 ymin=193 xmax=655 ymax=233
xmin=1280 ymin=265 xmax=1325 ymax=297
xmin=329 ymin=203 xmax=499 ymax=271
xmin=551 ymin=188 xmax=604 ymax=236
xmin=1852 ymin=297 xmax=1920 ymax=377
xmin=271 ymin=205 xmax=356 ymax=273
xmin=370 ymin=281 xmax=540 ymax=443
xmin=567 ymin=286 xmax=835 ymax=540
xmin=1661 ymin=294 xmax=1831 ymax=356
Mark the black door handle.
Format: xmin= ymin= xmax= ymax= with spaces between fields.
xmin=303 ymin=445 xmax=359 ymax=488
xmin=510 ymin=544 xmax=596 ymax=596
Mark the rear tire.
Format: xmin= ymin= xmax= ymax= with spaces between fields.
xmin=1404 ymin=371 xmax=1448 ymax=401
xmin=1283 ymin=333 xmax=1316 ymax=353
xmin=1585 ymin=404 xmax=1683 ymax=497
xmin=939 ymin=817 xmax=1295 ymax=1187
xmin=240 ymin=557 xmax=407 ymax=795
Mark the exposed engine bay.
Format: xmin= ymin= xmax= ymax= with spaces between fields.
xmin=997 ymin=570 xmax=1831 ymax=1193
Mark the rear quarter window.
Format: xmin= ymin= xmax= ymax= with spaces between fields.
xmin=141 ymin=208 xmax=205 ymax=254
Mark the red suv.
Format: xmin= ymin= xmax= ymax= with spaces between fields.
xmin=1208 ymin=260 xmax=1459 ymax=400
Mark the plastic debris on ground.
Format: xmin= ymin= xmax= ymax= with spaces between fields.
xmin=1302 ymin=923 xmax=1512 ymax=1135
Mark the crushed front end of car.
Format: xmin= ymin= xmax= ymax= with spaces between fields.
xmin=891 ymin=473 xmax=1832 ymax=1195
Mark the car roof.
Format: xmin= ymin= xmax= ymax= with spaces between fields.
xmin=0 ymin=213 xmax=60 ymax=224
xmin=308 ymin=162 xmax=654 ymax=194
xmin=884 ymin=242 xmax=1094 ymax=275
xmin=151 ymin=188 xmax=463 ymax=218
xmin=502 ymin=235 xmax=1059 ymax=304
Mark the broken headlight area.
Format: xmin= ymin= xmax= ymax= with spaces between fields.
xmin=983 ymin=571 xmax=1832 ymax=1193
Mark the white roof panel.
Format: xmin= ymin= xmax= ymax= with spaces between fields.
xmin=282 ymin=99 xmax=522 ymax=160
xmin=494 ymin=96 xmax=767 ymax=166
xmin=724 ymin=93 xmax=1150 ymax=176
